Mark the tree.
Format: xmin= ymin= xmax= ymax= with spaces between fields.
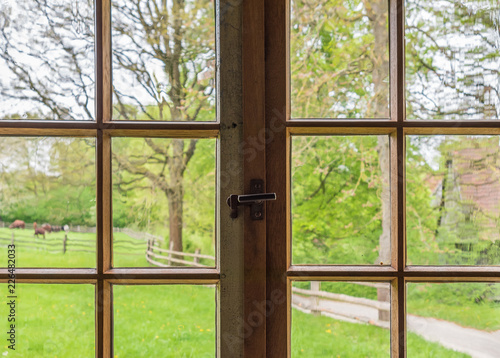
xmin=0 ymin=0 xmax=215 ymax=256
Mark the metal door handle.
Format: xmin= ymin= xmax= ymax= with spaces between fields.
xmin=226 ymin=179 xmax=277 ymax=219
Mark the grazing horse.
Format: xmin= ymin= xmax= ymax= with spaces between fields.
xmin=52 ymin=226 xmax=62 ymax=232
xmin=33 ymin=222 xmax=46 ymax=239
xmin=9 ymin=220 xmax=25 ymax=229
xmin=41 ymin=223 xmax=52 ymax=233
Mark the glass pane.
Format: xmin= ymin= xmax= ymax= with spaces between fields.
xmin=112 ymin=0 xmax=216 ymax=121
xmin=290 ymin=0 xmax=389 ymax=119
xmin=0 ymin=137 xmax=96 ymax=268
xmin=112 ymin=137 xmax=216 ymax=267
xmin=407 ymin=282 xmax=500 ymax=357
xmin=407 ymin=135 xmax=500 ymax=265
xmin=291 ymin=281 xmax=391 ymax=357
xmin=0 ymin=1 xmax=95 ymax=120
xmin=406 ymin=0 xmax=500 ymax=120
xmin=114 ymin=285 xmax=216 ymax=357
xmin=292 ymin=135 xmax=390 ymax=265
xmin=0 ymin=284 xmax=95 ymax=357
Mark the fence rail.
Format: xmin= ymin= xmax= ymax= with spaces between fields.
xmin=145 ymin=238 xmax=215 ymax=267
xmin=0 ymin=230 xmax=159 ymax=257
xmin=291 ymin=282 xmax=390 ymax=328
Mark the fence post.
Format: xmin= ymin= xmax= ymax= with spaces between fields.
xmin=168 ymin=240 xmax=173 ymax=266
xmin=63 ymin=235 xmax=67 ymax=254
xmin=377 ymin=286 xmax=390 ymax=321
xmin=310 ymin=281 xmax=321 ymax=316
xmin=11 ymin=232 xmax=14 ymax=245
xmin=194 ymin=248 xmax=201 ymax=264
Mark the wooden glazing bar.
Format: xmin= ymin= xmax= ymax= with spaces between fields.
xmin=95 ymin=0 xmax=103 ymax=124
xmin=288 ymin=120 xmax=396 ymax=127
xmin=0 ymin=268 xmax=96 ymax=279
xmin=103 ymin=128 xmax=219 ymax=138
xmin=288 ymin=127 xmax=396 ymax=135
xmin=102 ymin=280 xmax=112 ymax=358
xmin=0 ymin=121 xmax=220 ymax=131
xmin=405 ymin=276 xmax=500 ymax=282
xmin=287 ymin=266 xmax=397 ymax=277
xmin=101 ymin=121 xmax=220 ymax=131
xmin=404 ymin=127 xmax=500 ymax=135
xmin=96 ymin=128 xmax=105 ymax=358
xmin=97 ymin=130 xmax=104 ymax=274
xmin=404 ymin=120 xmax=500 ymax=127
xmin=390 ymin=278 xmax=400 ymax=357
xmin=0 ymin=268 xmax=220 ymax=280
xmin=107 ymin=279 xmax=219 ymax=284
xmin=102 ymin=132 xmax=112 ymax=270
xmin=0 ymin=128 xmax=97 ymax=136
xmin=96 ymin=280 xmax=105 ymax=358
xmin=287 ymin=120 xmax=500 ymax=128
xmin=104 ymin=268 xmax=220 ymax=280
xmin=0 ymin=278 xmax=96 ymax=284
xmin=390 ymin=132 xmax=399 ymax=269
xmin=288 ymin=276 xmax=394 ymax=282
xmin=397 ymin=276 xmax=406 ymax=357
xmin=405 ymin=266 xmax=500 ymax=276
xmin=102 ymin=0 xmax=112 ymax=123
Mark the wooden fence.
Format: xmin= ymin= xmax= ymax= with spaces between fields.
xmin=145 ymin=238 xmax=215 ymax=267
xmin=292 ymin=281 xmax=390 ymax=327
xmin=0 ymin=231 xmax=94 ymax=254
xmin=0 ymin=230 xmax=158 ymax=256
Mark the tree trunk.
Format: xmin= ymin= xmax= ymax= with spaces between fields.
xmin=364 ymin=0 xmax=390 ymax=321
xmin=167 ymin=139 xmax=185 ymax=263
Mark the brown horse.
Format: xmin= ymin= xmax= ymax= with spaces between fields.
xmin=33 ymin=222 xmax=46 ymax=239
xmin=9 ymin=220 xmax=25 ymax=229
xmin=41 ymin=223 xmax=52 ymax=233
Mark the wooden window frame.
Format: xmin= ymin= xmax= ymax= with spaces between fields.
xmin=0 ymin=0 xmax=245 ymax=357
xmin=264 ymin=0 xmax=500 ymax=357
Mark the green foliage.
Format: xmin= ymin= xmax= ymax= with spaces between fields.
xmin=0 ymin=138 xmax=96 ymax=226
xmin=292 ymin=136 xmax=384 ymax=264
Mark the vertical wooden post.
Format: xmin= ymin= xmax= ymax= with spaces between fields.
xmin=194 ymin=248 xmax=201 ymax=264
xmin=310 ymin=281 xmax=321 ymax=316
xmin=168 ymin=240 xmax=173 ymax=266
xmin=63 ymin=235 xmax=68 ymax=254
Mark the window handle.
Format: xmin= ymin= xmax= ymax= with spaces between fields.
xmin=226 ymin=179 xmax=277 ymax=219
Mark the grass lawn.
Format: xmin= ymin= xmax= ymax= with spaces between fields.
xmin=292 ymin=310 xmax=470 ymax=358
xmin=0 ymin=228 xmax=497 ymax=356
xmin=0 ymin=283 xmax=478 ymax=358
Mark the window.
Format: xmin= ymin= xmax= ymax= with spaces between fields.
xmin=0 ymin=0 xmax=243 ymax=356
xmin=265 ymin=0 xmax=500 ymax=356
xmin=1 ymin=0 xmax=499 ymax=356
